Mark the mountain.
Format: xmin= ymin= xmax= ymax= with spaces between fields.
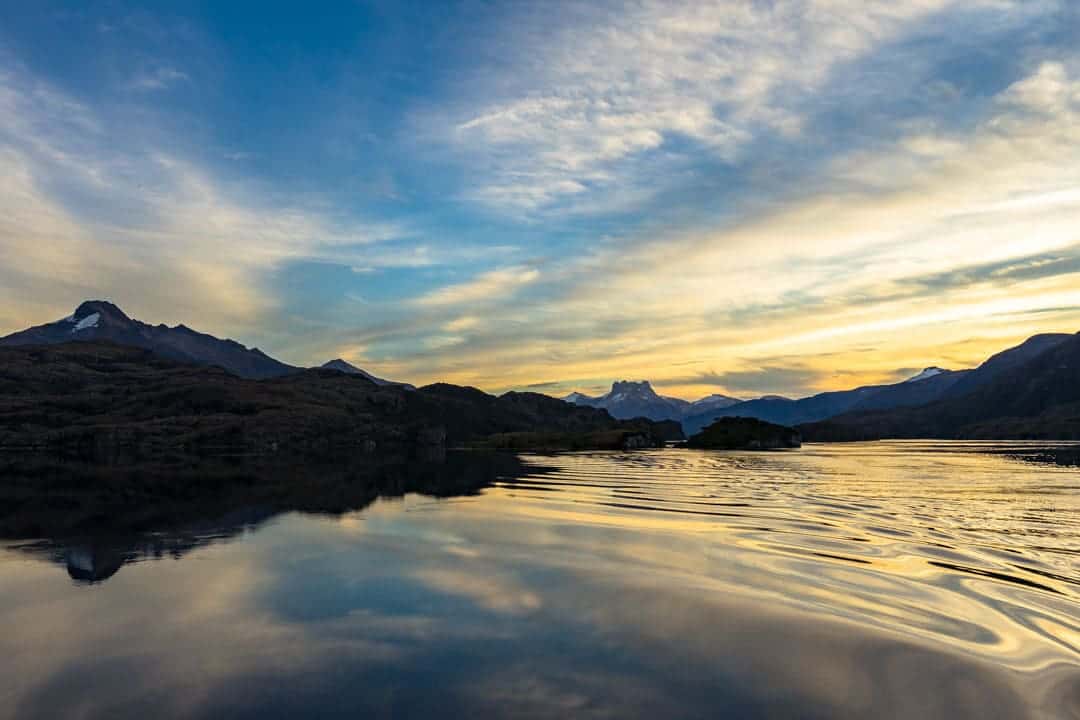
xmin=564 ymin=380 xmax=691 ymax=421
xmin=801 ymin=332 xmax=1080 ymax=440
xmin=0 ymin=342 xmax=679 ymax=459
xmin=844 ymin=367 xmax=969 ymax=413
xmin=563 ymin=382 xmax=741 ymax=423
xmin=683 ymin=391 xmax=857 ymax=436
xmin=939 ymin=333 xmax=1071 ymax=400
xmin=681 ymin=367 xmax=967 ymax=436
xmin=320 ymin=359 xmax=415 ymax=390
xmin=903 ymin=367 xmax=945 ymax=383
xmin=0 ymin=301 xmax=297 ymax=379
xmin=687 ymin=393 xmax=743 ymax=414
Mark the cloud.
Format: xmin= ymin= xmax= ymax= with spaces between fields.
xmin=370 ymin=56 xmax=1080 ymax=395
xmin=0 ymin=66 xmax=404 ymax=339
xmin=446 ymin=0 xmax=1041 ymax=214
xmin=412 ymin=567 xmax=542 ymax=615
xmin=680 ymin=366 xmax=827 ymax=398
xmin=2 ymin=5 xmax=1079 ymax=397
xmin=415 ymin=265 xmax=540 ymax=307
xmin=128 ymin=65 xmax=189 ymax=91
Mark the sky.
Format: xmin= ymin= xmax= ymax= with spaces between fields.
xmin=2 ymin=1 xmax=1080 ymax=400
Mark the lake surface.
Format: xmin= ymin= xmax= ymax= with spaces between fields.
xmin=2 ymin=442 xmax=1079 ymax=719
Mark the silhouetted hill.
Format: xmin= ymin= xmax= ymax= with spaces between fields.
xmin=0 ymin=301 xmax=297 ymax=379
xmin=801 ymin=333 xmax=1080 ymax=440
xmin=0 ymin=342 xmax=677 ymax=459
xmin=940 ymin=333 xmax=1071 ymax=399
xmin=320 ymin=358 xmax=414 ymax=389
xmin=687 ymin=417 xmax=801 ymax=450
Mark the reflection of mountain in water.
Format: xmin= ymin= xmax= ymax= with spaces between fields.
xmin=65 ymin=546 xmax=126 ymax=583
xmin=5 ymin=451 xmax=543 ymax=583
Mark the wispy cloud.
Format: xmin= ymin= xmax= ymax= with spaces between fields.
xmin=0 ymin=66 xmax=404 ymax=338
xmin=128 ymin=65 xmax=189 ymax=91
xmin=2 ymin=3 xmax=1079 ymax=397
xmin=415 ymin=265 xmax=540 ymax=307
xmin=384 ymin=56 xmax=1080 ymax=395
xmin=447 ymin=0 xmax=1043 ymax=215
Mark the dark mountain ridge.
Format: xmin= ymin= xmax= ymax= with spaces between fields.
xmin=939 ymin=333 xmax=1071 ymax=399
xmin=320 ymin=358 xmax=415 ymax=389
xmin=0 ymin=301 xmax=414 ymax=386
xmin=0 ymin=301 xmax=297 ymax=379
xmin=0 ymin=342 xmax=678 ymax=460
xmin=801 ymin=332 xmax=1080 ymax=440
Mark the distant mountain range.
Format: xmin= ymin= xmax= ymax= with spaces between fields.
xmin=565 ymin=333 xmax=1079 ymax=440
xmin=562 ymin=368 xmax=974 ymax=433
xmin=564 ymin=381 xmax=740 ymax=422
xmin=680 ymin=365 xmax=970 ymax=435
xmin=3 ymin=300 xmax=1078 ymax=441
xmin=0 ymin=300 xmax=411 ymax=386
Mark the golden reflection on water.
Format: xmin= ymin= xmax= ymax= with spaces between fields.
xmin=1 ymin=442 xmax=1078 ymax=719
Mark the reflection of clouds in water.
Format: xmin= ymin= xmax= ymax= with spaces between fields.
xmin=463 ymin=667 xmax=679 ymax=720
xmin=0 ymin=536 xmax=422 ymax=719
xmin=1 ymin=445 xmax=1078 ymax=718
xmin=523 ymin=577 xmax=1033 ymax=719
xmin=412 ymin=567 xmax=542 ymax=615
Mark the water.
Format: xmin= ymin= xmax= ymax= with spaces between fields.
xmin=2 ymin=442 xmax=1079 ymax=719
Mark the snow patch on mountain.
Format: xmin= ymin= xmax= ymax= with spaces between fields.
xmin=72 ymin=313 xmax=100 ymax=332
xmin=904 ymin=367 xmax=945 ymax=383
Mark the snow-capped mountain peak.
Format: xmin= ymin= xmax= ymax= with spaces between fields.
xmin=1 ymin=300 xmax=300 ymax=380
xmin=904 ymin=367 xmax=946 ymax=383
xmin=689 ymin=393 xmax=741 ymax=410
xmin=562 ymin=380 xmax=689 ymax=421
xmin=319 ymin=359 xmax=415 ymax=390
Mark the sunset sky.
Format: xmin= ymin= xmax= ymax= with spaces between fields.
xmin=2 ymin=1 xmax=1080 ymax=399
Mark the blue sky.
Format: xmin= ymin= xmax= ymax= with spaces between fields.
xmin=2 ymin=1 xmax=1080 ymax=398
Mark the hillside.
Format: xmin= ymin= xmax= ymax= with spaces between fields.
xmin=0 ymin=342 xmax=677 ymax=459
xmin=320 ymin=358 xmax=414 ymax=389
xmin=681 ymin=368 xmax=965 ymax=435
xmin=801 ymin=333 xmax=1080 ymax=440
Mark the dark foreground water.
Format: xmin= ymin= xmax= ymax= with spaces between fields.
xmin=2 ymin=442 xmax=1079 ymax=719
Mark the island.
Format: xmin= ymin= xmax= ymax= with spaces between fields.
xmin=686 ymin=417 xmax=802 ymax=450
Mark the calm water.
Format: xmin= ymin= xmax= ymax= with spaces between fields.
xmin=2 ymin=442 xmax=1079 ymax=719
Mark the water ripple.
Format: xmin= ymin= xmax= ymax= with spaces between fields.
xmin=500 ymin=444 xmax=1080 ymax=686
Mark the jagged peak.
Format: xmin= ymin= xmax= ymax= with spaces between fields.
xmin=609 ymin=380 xmax=655 ymax=393
xmin=72 ymin=300 xmax=130 ymax=323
